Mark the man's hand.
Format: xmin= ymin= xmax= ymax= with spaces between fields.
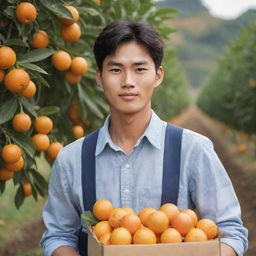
xmin=52 ymin=246 xmax=80 ymax=256
xmin=221 ymin=243 xmax=237 ymax=256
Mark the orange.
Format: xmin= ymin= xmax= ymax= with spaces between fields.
xmin=46 ymin=142 xmax=63 ymax=162
xmin=65 ymin=71 xmax=82 ymax=84
xmin=122 ymin=206 xmax=135 ymax=215
xmin=146 ymin=210 xmax=169 ymax=234
xmin=181 ymin=209 xmax=198 ymax=226
xmin=22 ymin=182 xmax=32 ymax=197
xmin=160 ymin=203 xmax=180 ymax=224
xmin=170 ymin=212 xmax=194 ymax=236
xmin=160 ymin=228 xmax=182 ymax=243
xmin=20 ymin=80 xmax=36 ymax=98
xmin=99 ymin=233 xmax=111 ymax=245
xmin=70 ymin=57 xmax=88 ymax=75
xmin=1 ymin=144 xmax=22 ymax=163
xmin=34 ymin=116 xmax=53 ymax=134
xmin=236 ymin=144 xmax=246 ymax=153
xmin=32 ymin=134 xmax=50 ymax=151
xmin=196 ymin=218 xmax=218 ymax=240
xmin=120 ymin=214 xmax=141 ymax=234
xmin=51 ymin=50 xmax=72 ymax=71
xmin=68 ymin=103 xmax=80 ymax=122
xmin=5 ymin=156 xmax=24 ymax=172
xmin=60 ymin=6 xmax=79 ymax=26
xmin=72 ymin=125 xmax=84 ymax=139
xmin=93 ymin=199 xmax=113 ymax=221
xmin=133 ymin=227 xmax=157 ymax=244
xmin=110 ymin=227 xmax=132 ymax=245
xmin=93 ymin=0 xmax=101 ymax=4
xmin=93 ymin=221 xmax=112 ymax=239
xmin=5 ymin=68 xmax=30 ymax=93
xmin=12 ymin=113 xmax=32 ymax=132
xmin=0 ymin=168 xmax=14 ymax=181
xmin=184 ymin=228 xmax=208 ymax=242
xmin=61 ymin=23 xmax=81 ymax=42
xmin=0 ymin=46 xmax=16 ymax=69
xmin=0 ymin=70 xmax=5 ymax=83
xmin=108 ymin=208 xmax=127 ymax=228
xmin=138 ymin=207 xmax=157 ymax=226
xmin=30 ymin=30 xmax=49 ymax=48
xmin=15 ymin=2 xmax=37 ymax=24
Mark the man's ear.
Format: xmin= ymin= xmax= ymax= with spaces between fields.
xmin=96 ymin=69 xmax=103 ymax=88
xmin=154 ymin=66 xmax=164 ymax=88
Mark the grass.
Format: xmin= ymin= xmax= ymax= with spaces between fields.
xmin=0 ymin=155 xmax=51 ymax=246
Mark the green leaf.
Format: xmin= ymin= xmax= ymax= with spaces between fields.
xmin=19 ymin=49 xmax=55 ymax=63
xmin=30 ymin=72 xmax=50 ymax=87
xmin=30 ymin=169 xmax=48 ymax=195
xmin=18 ymin=63 xmax=48 ymax=74
xmin=0 ymin=97 xmax=18 ymax=125
xmin=78 ymin=83 xmax=104 ymax=119
xmin=10 ymin=132 xmax=35 ymax=159
xmin=151 ymin=8 xmax=177 ymax=18
xmin=13 ymin=171 xmax=24 ymax=186
xmin=78 ymin=7 xmax=101 ymax=17
xmin=81 ymin=211 xmax=99 ymax=226
xmin=0 ymin=181 xmax=6 ymax=194
xmin=3 ymin=7 xmax=15 ymax=20
xmin=38 ymin=106 xmax=60 ymax=115
xmin=15 ymin=185 xmax=25 ymax=209
xmin=19 ymin=97 xmax=38 ymax=118
xmin=5 ymin=39 xmax=29 ymax=47
xmin=40 ymin=0 xmax=73 ymax=19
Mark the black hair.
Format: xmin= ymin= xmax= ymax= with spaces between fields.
xmin=93 ymin=20 xmax=164 ymax=71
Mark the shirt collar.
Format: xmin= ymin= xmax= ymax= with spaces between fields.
xmin=95 ymin=110 xmax=163 ymax=155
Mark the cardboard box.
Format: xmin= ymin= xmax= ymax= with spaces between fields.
xmin=87 ymin=227 xmax=221 ymax=256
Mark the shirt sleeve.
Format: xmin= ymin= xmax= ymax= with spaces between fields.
xmin=189 ymin=138 xmax=248 ymax=256
xmin=40 ymin=155 xmax=81 ymax=256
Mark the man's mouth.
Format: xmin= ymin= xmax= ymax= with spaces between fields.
xmin=119 ymin=93 xmax=139 ymax=100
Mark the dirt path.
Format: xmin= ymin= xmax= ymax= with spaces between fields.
xmin=0 ymin=106 xmax=255 ymax=255
xmin=176 ymin=106 xmax=256 ymax=256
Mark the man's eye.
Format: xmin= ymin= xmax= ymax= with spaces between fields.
xmin=110 ymin=69 xmax=120 ymax=73
xmin=137 ymin=68 xmax=147 ymax=72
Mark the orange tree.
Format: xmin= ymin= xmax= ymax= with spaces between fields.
xmin=197 ymin=21 xmax=256 ymax=135
xmin=0 ymin=0 xmax=188 ymax=208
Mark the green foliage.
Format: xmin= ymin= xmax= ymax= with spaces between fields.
xmin=81 ymin=210 xmax=99 ymax=226
xmin=197 ymin=22 xmax=256 ymax=134
xmin=152 ymin=49 xmax=190 ymax=120
xmin=0 ymin=0 xmax=189 ymax=207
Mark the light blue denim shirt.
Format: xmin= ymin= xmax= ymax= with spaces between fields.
xmin=40 ymin=111 xmax=248 ymax=256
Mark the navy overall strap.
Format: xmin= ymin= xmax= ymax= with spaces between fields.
xmin=78 ymin=130 xmax=99 ymax=256
xmin=161 ymin=123 xmax=183 ymax=205
xmin=81 ymin=130 xmax=99 ymax=211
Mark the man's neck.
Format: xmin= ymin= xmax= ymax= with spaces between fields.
xmin=109 ymin=108 xmax=152 ymax=154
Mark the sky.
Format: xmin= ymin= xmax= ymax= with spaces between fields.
xmin=201 ymin=0 xmax=256 ymax=19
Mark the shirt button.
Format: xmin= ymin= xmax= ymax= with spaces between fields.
xmin=124 ymin=189 xmax=129 ymax=193
xmin=125 ymin=164 xmax=130 ymax=169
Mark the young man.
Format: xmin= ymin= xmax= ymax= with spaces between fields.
xmin=40 ymin=20 xmax=248 ymax=256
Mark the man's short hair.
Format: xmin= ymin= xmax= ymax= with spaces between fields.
xmin=94 ymin=20 xmax=164 ymax=71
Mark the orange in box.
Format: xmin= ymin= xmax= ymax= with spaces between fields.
xmin=87 ymin=225 xmax=221 ymax=256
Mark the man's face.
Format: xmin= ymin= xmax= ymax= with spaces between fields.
xmin=96 ymin=41 xmax=164 ymax=115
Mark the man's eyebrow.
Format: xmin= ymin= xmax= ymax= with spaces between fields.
xmin=133 ymin=61 xmax=148 ymax=66
xmin=106 ymin=60 xmax=149 ymax=67
xmin=106 ymin=61 xmax=122 ymax=67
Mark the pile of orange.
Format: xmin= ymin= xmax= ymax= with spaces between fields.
xmin=90 ymin=200 xmax=218 ymax=245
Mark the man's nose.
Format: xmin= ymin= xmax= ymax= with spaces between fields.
xmin=121 ymin=71 xmax=135 ymax=88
